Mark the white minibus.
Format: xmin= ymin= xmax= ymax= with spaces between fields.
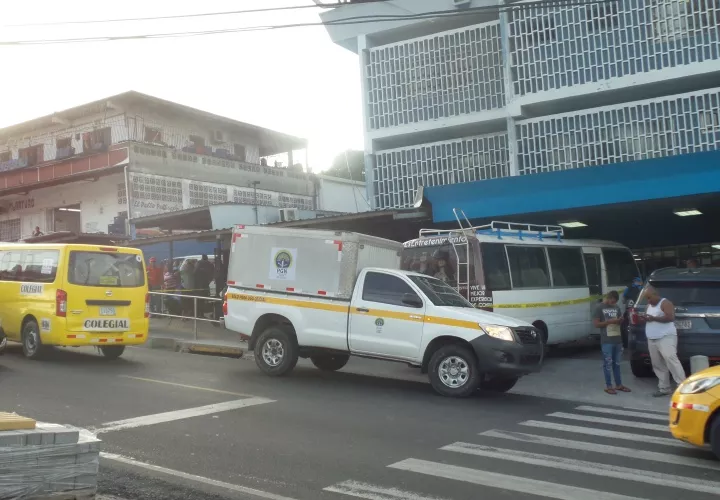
xmin=401 ymin=218 xmax=639 ymax=345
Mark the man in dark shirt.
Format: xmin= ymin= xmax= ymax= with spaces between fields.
xmin=593 ymin=290 xmax=631 ymax=395
xmin=194 ymin=255 xmax=215 ymax=316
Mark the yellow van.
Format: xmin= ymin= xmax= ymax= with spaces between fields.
xmin=0 ymin=244 xmax=149 ymax=359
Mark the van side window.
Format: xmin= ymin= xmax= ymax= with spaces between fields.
xmin=21 ymin=250 xmax=60 ymax=283
xmin=362 ymin=272 xmax=419 ymax=307
xmin=547 ymin=248 xmax=587 ymax=287
xmin=507 ymin=246 xmax=550 ymax=288
xmin=602 ymin=248 xmax=638 ymax=286
xmin=480 ymin=243 xmax=511 ymax=291
xmin=0 ymin=251 xmax=23 ymax=281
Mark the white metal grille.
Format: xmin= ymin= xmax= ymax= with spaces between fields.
xmin=517 ymin=87 xmax=720 ymax=175
xmin=232 ymin=188 xmax=272 ymax=206
xmin=509 ymin=0 xmax=720 ymax=95
xmin=366 ymin=21 xmax=504 ymax=130
xmin=189 ymin=182 xmax=229 ymax=207
xmin=374 ymin=133 xmax=509 ymax=209
xmin=278 ymin=194 xmax=313 ymax=210
xmin=131 ymin=174 xmax=183 ymax=204
xmin=117 ymin=183 xmax=127 ymax=206
xmin=0 ymin=219 xmax=21 ymax=242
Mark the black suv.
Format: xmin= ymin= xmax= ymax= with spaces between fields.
xmin=629 ymin=267 xmax=720 ymax=377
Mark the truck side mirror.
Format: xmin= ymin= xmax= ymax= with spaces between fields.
xmin=402 ymin=293 xmax=423 ymax=308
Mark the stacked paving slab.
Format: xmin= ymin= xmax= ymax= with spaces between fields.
xmin=0 ymin=414 xmax=100 ymax=500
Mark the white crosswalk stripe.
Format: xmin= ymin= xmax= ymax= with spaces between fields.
xmin=478 ymin=429 xmax=720 ymax=471
xmin=324 ymin=407 xmax=714 ymax=500
xmin=519 ymin=420 xmax=692 ymax=447
xmin=573 ymin=405 xmax=669 ymax=421
xmin=441 ymin=442 xmax=720 ymax=494
xmin=546 ymin=412 xmax=669 ymax=432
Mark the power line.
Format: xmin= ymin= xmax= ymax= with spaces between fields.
xmin=1 ymin=1 xmax=394 ymax=28
xmin=0 ymin=0 xmax=618 ymax=46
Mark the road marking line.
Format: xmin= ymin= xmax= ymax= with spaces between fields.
xmin=574 ymin=405 xmax=668 ymax=422
xmin=99 ymin=397 xmax=274 ymax=433
xmin=479 ymin=430 xmax=720 ymax=471
xmin=118 ymin=375 xmax=253 ymax=397
xmin=324 ymin=480 xmax=448 ymax=500
xmin=441 ymin=442 xmax=720 ymax=494
xmin=547 ymin=412 xmax=668 ymax=432
xmin=388 ymin=458 xmax=646 ymax=500
xmin=520 ymin=420 xmax=691 ymax=448
xmin=101 ymin=452 xmax=298 ymax=500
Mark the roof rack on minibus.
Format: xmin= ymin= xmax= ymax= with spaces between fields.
xmin=418 ymin=220 xmax=564 ymax=242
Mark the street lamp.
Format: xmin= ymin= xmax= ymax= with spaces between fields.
xmin=250 ymin=181 xmax=260 ymax=224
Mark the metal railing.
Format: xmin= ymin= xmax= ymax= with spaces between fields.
xmin=149 ymin=291 xmax=223 ymax=340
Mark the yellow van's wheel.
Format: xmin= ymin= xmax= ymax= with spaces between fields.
xmin=22 ymin=319 xmax=44 ymax=360
xmin=100 ymin=346 xmax=125 ymax=360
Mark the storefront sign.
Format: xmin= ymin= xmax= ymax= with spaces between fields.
xmin=8 ymin=198 xmax=35 ymax=212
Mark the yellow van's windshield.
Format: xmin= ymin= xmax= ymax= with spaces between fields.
xmin=68 ymin=251 xmax=145 ymax=288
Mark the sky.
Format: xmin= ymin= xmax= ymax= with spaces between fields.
xmin=0 ymin=0 xmax=364 ymax=170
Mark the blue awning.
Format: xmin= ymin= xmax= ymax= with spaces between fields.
xmin=425 ymin=150 xmax=720 ymax=223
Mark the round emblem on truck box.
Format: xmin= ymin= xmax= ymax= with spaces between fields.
xmin=274 ymin=250 xmax=292 ymax=270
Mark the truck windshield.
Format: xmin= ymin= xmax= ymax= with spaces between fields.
xmin=409 ymin=274 xmax=473 ymax=308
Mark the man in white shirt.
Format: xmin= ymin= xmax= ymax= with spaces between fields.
xmin=643 ymin=286 xmax=686 ymax=397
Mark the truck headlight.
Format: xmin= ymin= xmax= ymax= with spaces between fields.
xmin=679 ymin=377 xmax=720 ymax=394
xmin=481 ymin=325 xmax=515 ymax=342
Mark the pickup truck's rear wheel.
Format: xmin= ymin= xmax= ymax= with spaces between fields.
xmin=480 ymin=376 xmax=519 ymax=393
xmin=255 ymin=327 xmax=298 ymax=376
xmin=311 ymin=354 xmax=350 ymax=372
xmin=428 ymin=344 xmax=480 ymax=398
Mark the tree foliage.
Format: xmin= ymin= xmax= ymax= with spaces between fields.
xmin=323 ymin=150 xmax=365 ymax=181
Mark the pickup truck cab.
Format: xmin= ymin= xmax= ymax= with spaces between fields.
xmin=223 ymin=226 xmax=543 ymax=397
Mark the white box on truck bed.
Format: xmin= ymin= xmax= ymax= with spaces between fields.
xmin=227 ymin=226 xmax=403 ymax=298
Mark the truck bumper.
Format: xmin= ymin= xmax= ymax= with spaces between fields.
xmin=469 ymin=335 xmax=544 ymax=377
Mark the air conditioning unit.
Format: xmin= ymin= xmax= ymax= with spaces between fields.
xmin=278 ymin=208 xmax=299 ymax=222
xmin=211 ymin=130 xmax=224 ymax=144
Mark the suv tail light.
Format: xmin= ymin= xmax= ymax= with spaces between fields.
xmin=145 ymin=293 xmax=150 ymax=318
xmin=56 ymin=289 xmax=67 ymax=317
xmin=629 ymin=307 xmax=639 ymax=325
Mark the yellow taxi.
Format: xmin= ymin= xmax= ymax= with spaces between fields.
xmin=670 ymin=364 xmax=720 ymax=458
xmin=0 ymin=243 xmax=149 ymax=359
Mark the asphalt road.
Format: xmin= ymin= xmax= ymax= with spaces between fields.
xmin=1 ymin=344 xmax=718 ymax=500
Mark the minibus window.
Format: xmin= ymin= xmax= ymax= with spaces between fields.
xmin=69 ymin=251 xmax=145 ymax=287
xmin=480 ymin=243 xmax=511 ymax=291
xmin=21 ymin=250 xmax=60 ymax=282
xmin=547 ymin=247 xmax=587 ymax=287
xmin=507 ymin=246 xmax=550 ymax=288
xmin=0 ymin=251 xmax=23 ymax=281
xmin=602 ymin=248 xmax=638 ymax=286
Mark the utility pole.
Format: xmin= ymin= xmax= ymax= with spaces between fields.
xmin=250 ymin=181 xmax=260 ymax=224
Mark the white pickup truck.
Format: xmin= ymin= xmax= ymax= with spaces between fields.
xmin=223 ymin=226 xmax=543 ymax=397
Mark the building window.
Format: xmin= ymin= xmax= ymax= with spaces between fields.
xmin=18 ymin=145 xmax=43 ymax=167
xmin=586 ymin=1 xmax=619 ymax=30
xmin=56 ymin=137 xmax=72 ymax=149
xmin=144 ymin=127 xmax=163 ymax=144
xmin=189 ymin=135 xmax=205 ymax=148
xmin=0 ymin=151 xmax=10 ymax=162
xmin=83 ymin=127 xmax=111 ymax=152
xmin=0 ymin=219 xmax=21 ymax=242
xmin=234 ymin=144 xmax=246 ymax=161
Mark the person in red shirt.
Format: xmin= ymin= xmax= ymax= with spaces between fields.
xmin=146 ymin=257 xmax=164 ymax=313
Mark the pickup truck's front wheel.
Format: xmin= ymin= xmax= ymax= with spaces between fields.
xmin=255 ymin=327 xmax=298 ymax=376
xmin=311 ymin=354 xmax=350 ymax=372
xmin=428 ymin=344 xmax=480 ymax=398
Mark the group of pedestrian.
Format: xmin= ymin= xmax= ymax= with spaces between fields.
xmin=145 ymin=255 xmax=215 ymax=317
xmin=595 ymin=279 xmax=686 ymax=398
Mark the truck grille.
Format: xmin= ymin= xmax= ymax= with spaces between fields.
xmin=514 ymin=328 xmax=540 ymax=345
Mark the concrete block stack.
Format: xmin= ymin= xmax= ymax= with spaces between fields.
xmin=0 ymin=414 xmax=101 ymax=500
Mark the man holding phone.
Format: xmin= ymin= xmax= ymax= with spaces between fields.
xmin=594 ymin=291 xmax=631 ymax=395
xmin=643 ymin=286 xmax=686 ymax=396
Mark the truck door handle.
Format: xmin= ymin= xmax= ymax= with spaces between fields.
xmin=356 ymin=307 xmax=369 ymax=313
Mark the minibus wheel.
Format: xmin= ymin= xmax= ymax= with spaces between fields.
xmin=100 ymin=346 xmax=126 ymax=360
xmin=22 ymin=319 xmax=43 ymax=360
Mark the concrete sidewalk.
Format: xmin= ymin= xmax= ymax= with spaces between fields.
xmin=147 ymin=316 xmax=246 ymax=357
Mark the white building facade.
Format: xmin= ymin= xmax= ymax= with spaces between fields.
xmin=320 ymin=0 xmax=720 ymax=210
xmin=0 ymin=92 xmax=362 ymax=242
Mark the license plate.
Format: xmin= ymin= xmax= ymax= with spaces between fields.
xmin=100 ymin=306 xmax=116 ymax=316
xmin=675 ymin=320 xmax=692 ymax=330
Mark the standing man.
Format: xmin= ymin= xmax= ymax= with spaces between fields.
xmin=593 ymin=291 xmax=631 ymax=395
xmin=146 ymin=257 xmax=163 ymax=313
xmin=644 ymin=286 xmax=686 ymax=396
xmin=194 ymin=255 xmax=215 ymax=317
